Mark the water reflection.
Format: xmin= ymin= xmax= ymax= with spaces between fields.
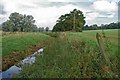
xmin=1 ymin=48 xmax=44 ymax=79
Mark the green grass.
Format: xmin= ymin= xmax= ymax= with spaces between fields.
xmin=69 ymin=29 xmax=118 ymax=45
xmin=0 ymin=31 xmax=1 ymax=56
xmin=2 ymin=32 xmax=49 ymax=57
xmin=15 ymin=29 xmax=119 ymax=78
xmin=68 ymin=29 xmax=119 ymax=55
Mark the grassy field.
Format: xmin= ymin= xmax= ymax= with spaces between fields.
xmin=14 ymin=29 xmax=119 ymax=78
xmin=68 ymin=29 xmax=119 ymax=55
xmin=2 ymin=32 xmax=49 ymax=57
xmin=2 ymin=32 xmax=50 ymax=71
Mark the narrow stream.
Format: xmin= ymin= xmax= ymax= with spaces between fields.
xmin=0 ymin=48 xmax=44 ymax=79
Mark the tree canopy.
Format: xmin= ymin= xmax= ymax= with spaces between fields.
xmin=45 ymin=27 xmax=49 ymax=32
xmin=52 ymin=9 xmax=86 ymax=32
xmin=2 ymin=12 xmax=38 ymax=32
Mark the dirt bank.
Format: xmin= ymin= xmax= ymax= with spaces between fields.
xmin=2 ymin=41 xmax=46 ymax=71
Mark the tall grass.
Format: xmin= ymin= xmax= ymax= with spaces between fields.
xmin=15 ymin=32 xmax=118 ymax=78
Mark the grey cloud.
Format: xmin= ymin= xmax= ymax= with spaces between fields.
xmin=118 ymin=1 xmax=120 ymax=21
xmin=18 ymin=4 xmax=37 ymax=9
xmin=97 ymin=16 xmax=108 ymax=18
xmin=99 ymin=12 xmax=114 ymax=16
xmin=68 ymin=0 xmax=89 ymax=2
xmin=36 ymin=2 xmax=66 ymax=7
xmin=49 ymin=0 xmax=90 ymax=2
xmin=0 ymin=4 xmax=6 ymax=15
xmin=18 ymin=2 xmax=67 ymax=8
xmin=0 ymin=16 xmax=7 ymax=24
xmin=34 ymin=2 xmax=92 ymax=8
xmin=94 ymin=15 xmax=117 ymax=25
xmin=70 ymin=2 xmax=92 ymax=9
xmin=0 ymin=0 xmax=118 ymax=27
xmin=99 ymin=18 xmax=117 ymax=24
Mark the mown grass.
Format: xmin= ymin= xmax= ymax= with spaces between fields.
xmin=2 ymin=32 xmax=50 ymax=57
xmin=15 ymin=30 xmax=119 ymax=78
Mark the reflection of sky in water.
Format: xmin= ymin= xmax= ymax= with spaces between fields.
xmin=1 ymin=48 xmax=44 ymax=79
xmin=20 ymin=56 xmax=36 ymax=64
xmin=38 ymin=48 xmax=44 ymax=53
xmin=1 ymin=66 xmax=21 ymax=78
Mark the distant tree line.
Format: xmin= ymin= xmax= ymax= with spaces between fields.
xmin=38 ymin=27 xmax=49 ymax=32
xmin=2 ymin=12 xmax=49 ymax=32
xmin=82 ymin=22 xmax=120 ymax=30
xmin=52 ymin=9 xmax=86 ymax=32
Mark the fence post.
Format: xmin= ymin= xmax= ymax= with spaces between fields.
xmin=96 ymin=33 xmax=110 ymax=66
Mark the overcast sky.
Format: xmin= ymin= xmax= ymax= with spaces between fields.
xmin=0 ymin=0 xmax=119 ymax=30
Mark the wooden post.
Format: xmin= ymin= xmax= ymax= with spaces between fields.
xmin=96 ymin=33 xmax=110 ymax=66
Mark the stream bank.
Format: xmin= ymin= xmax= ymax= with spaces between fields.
xmin=1 ymin=48 xmax=44 ymax=79
xmin=2 ymin=41 xmax=46 ymax=71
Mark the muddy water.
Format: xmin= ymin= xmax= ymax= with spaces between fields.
xmin=0 ymin=48 xmax=44 ymax=79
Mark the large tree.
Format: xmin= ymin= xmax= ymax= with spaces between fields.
xmin=2 ymin=12 xmax=37 ymax=32
xmin=52 ymin=9 xmax=86 ymax=32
